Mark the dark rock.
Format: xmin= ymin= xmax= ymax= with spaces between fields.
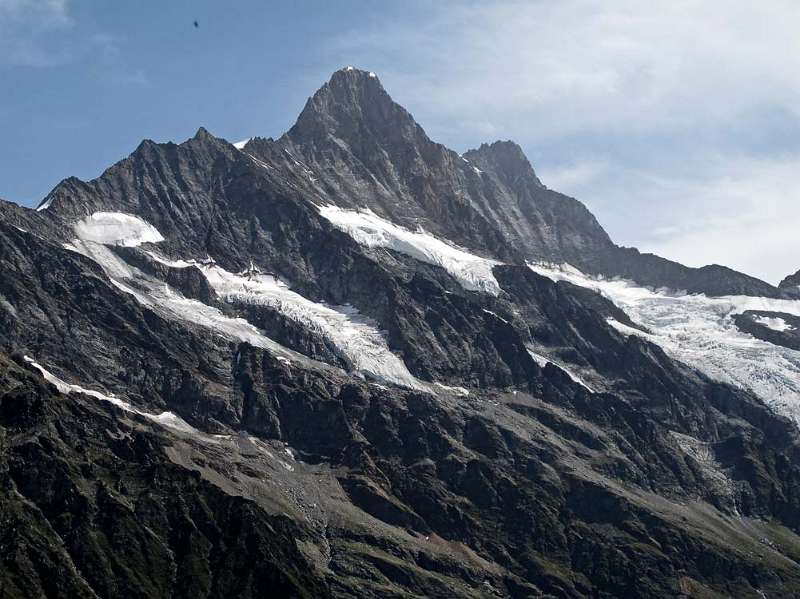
xmin=1 ymin=67 xmax=799 ymax=597
xmin=734 ymin=310 xmax=800 ymax=351
xmin=779 ymin=268 xmax=800 ymax=296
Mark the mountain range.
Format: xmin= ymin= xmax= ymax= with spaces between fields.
xmin=2 ymin=67 xmax=800 ymax=598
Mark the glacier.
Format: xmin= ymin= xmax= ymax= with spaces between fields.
xmin=529 ymin=262 xmax=800 ymax=424
xmin=68 ymin=212 xmax=428 ymax=390
xmin=67 ymin=214 xmax=301 ymax=363
xmin=73 ymin=212 xmax=165 ymax=246
xmin=318 ymin=205 xmax=502 ymax=296
xmin=193 ymin=263 xmax=426 ymax=389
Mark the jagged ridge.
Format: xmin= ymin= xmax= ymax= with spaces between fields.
xmin=0 ymin=67 xmax=799 ymax=598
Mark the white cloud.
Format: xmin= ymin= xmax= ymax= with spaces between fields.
xmin=639 ymin=155 xmax=800 ymax=284
xmin=0 ymin=0 xmax=72 ymax=66
xmin=0 ymin=1 xmax=144 ymax=85
xmin=335 ymin=1 xmax=800 ymax=140
xmin=540 ymin=153 xmax=800 ymax=284
xmin=328 ymin=0 xmax=800 ymax=284
xmin=539 ymin=160 xmax=609 ymax=192
xmin=0 ymin=0 xmax=69 ymax=23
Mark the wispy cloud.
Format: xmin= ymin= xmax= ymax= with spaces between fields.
xmin=639 ymin=155 xmax=800 ymax=284
xmin=333 ymin=1 xmax=800 ymax=140
xmin=0 ymin=1 xmax=148 ymax=87
xmin=539 ymin=160 xmax=609 ymax=192
xmin=328 ymin=0 xmax=800 ymax=282
xmin=538 ymin=153 xmax=800 ymax=284
xmin=0 ymin=0 xmax=73 ymax=66
xmin=0 ymin=0 xmax=69 ymax=25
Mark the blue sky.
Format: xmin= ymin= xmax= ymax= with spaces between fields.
xmin=2 ymin=1 xmax=799 ymax=283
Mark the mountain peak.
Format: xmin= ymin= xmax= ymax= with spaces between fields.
xmin=780 ymin=268 xmax=800 ymax=291
xmin=193 ymin=126 xmax=214 ymax=141
xmin=287 ymin=66 xmax=421 ymax=146
xmin=463 ymin=140 xmax=543 ymax=188
xmin=332 ymin=65 xmax=380 ymax=81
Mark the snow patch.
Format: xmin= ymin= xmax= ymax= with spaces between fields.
xmin=74 ymin=212 xmax=164 ymax=247
xmin=69 ymin=217 xmax=298 ymax=362
xmin=482 ymin=308 xmax=509 ymax=324
xmin=753 ymin=315 xmax=795 ymax=332
xmin=318 ymin=205 xmax=501 ymax=295
xmin=23 ymin=356 xmax=203 ymax=438
xmin=195 ymin=263 xmax=425 ymax=389
xmin=36 ymin=197 xmax=54 ymax=211
xmin=527 ymin=349 xmax=549 ymax=369
xmin=25 ymin=358 xmax=310 ymax=480
xmin=526 ymin=347 xmax=594 ymax=392
xmin=530 ymin=262 xmax=800 ymax=423
xmin=433 ymin=382 xmax=470 ymax=397
xmin=233 ymin=138 xmax=252 ymax=150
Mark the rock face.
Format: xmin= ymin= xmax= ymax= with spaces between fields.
xmin=780 ymin=269 xmax=800 ymax=296
xmin=735 ymin=310 xmax=800 ymax=351
xmin=1 ymin=67 xmax=800 ymax=597
xmin=256 ymin=68 xmax=781 ymax=298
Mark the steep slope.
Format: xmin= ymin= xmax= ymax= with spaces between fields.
xmin=529 ymin=262 xmax=800 ymax=424
xmin=242 ymin=67 xmax=780 ymax=298
xmin=2 ymin=67 xmax=800 ymax=597
xmin=31 ymin=67 xmax=780 ymax=298
xmin=0 ymin=352 xmax=330 ymax=598
xmin=244 ymin=68 xmax=611 ymax=268
xmin=780 ymin=268 xmax=800 ymax=296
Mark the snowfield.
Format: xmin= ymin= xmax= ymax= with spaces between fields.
xmin=529 ymin=262 xmax=800 ymax=424
xmin=526 ymin=348 xmax=594 ymax=392
xmin=68 ymin=212 xmax=426 ymax=390
xmin=68 ymin=214 xmax=299 ymax=362
xmin=73 ymin=212 xmax=165 ymax=246
xmin=753 ymin=315 xmax=795 ymax=332
xmin=318 ymin=205 xmax=501 ymax=296
xmin=196 ymin=264 xmax=425 ymax=389
xmin=23 ymin=356 xmax=202 ymax=437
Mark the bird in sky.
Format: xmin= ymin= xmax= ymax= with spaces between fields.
xmin=193 ymin=20 xmax=199 ymax=28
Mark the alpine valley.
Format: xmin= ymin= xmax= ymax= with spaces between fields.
xmin=3 ymin=67 xmax=800 ymax=598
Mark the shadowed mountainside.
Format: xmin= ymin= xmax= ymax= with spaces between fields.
xmin=0 ymin=67 xmax=799 ymax=597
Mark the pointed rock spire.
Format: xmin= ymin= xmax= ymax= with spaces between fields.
xmin=287 ymin=66 xmax=424 ymax=146
xmin=463 ymin=141 xmax=543 ymax=189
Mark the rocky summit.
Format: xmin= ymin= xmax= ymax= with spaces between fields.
xmin=2 ymin=67 xmax=800 ymax=598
